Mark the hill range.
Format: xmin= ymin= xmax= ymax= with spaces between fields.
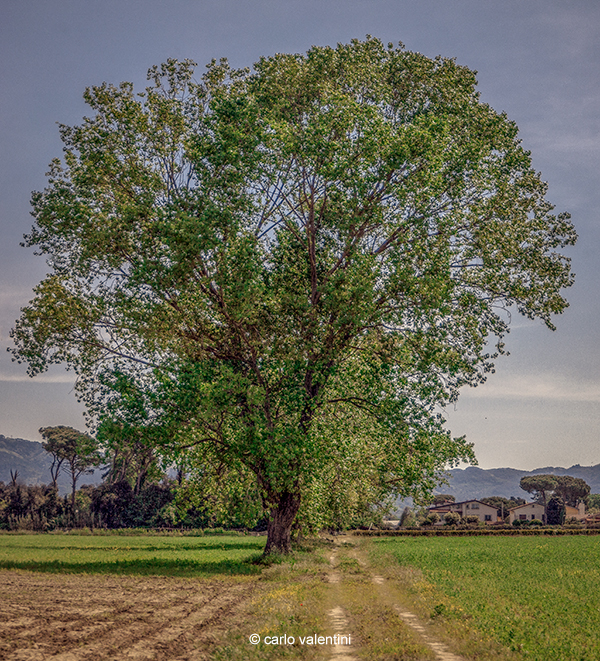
xmin=0 ymin=435 xmax=102 ymax=493
xmin=1 ymin=434 xmax=599 ymax=500
xmin=439 ymin=464 xmax=600 ymax=502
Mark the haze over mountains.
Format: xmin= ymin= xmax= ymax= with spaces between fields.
xmin=0 ymin=435 xmax=101 ymax=493
xmin=1 ymin=434 xmax=599 ymax=500
xmin=441 ymin=465 xmax=600 ymax=502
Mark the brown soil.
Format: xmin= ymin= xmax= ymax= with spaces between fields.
xmin=0 ymin=570 xmax=257 ymax=661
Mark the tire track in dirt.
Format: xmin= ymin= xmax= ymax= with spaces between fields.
xmin=388 ymin=600 xmax=463 ymax=661
xmin=359 ymin=546 xmax=466 ymax=661
xmin=326 ymin=549 xmax=358 ymax=661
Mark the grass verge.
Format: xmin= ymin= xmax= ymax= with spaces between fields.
xmin=214 ymin=541 xmax=332 ymax=660
xmin=332 ymin=542 xmax=435 ymax=660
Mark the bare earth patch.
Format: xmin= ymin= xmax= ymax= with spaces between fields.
xmin=0 ymin=570 xmax=257 ymax=660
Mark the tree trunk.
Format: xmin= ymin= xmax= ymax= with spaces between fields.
xmin=71 ymin=473 xmax=77 ymax=525
xmin=264 ymin=491 xmax=301 ymax=555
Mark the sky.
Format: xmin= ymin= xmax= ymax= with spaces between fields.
xmin=0 ymin=0 xmax=598 ymax=470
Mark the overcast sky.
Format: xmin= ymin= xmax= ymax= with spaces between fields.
xmin=1 ymin=1 xmax=598 ymax=470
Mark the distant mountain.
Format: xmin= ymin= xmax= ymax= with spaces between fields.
xmin=3 ymin=433 xmax=600 ymax=503
xmin=437 ymin=464 xmax=600 ymax=502
xmin=0 ymin=435 xmax=101 ymax=493
xmin=0 ymin=435 xmax=51 ymax=485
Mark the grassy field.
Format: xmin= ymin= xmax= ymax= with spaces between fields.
xmin=3 ymin=532 xmax=600 ymax=660
xmin=370 ymin=535 xmax=600 ymax=661
xmin=0 ymin=531 xmax=266 ymax=576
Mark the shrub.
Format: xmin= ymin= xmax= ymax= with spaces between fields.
xmin=423 ymin=513 xmax=440 ymax=526
xmin=444 ymin=512 xmax=461 ymax=526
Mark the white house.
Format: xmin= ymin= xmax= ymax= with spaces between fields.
xmin=509 ymin=502 xmax=546 ymax=524
xmin=428 ymin=499 xmax=499 ymax=524
xmin=509 ymin=501 xmax=586 ymax=524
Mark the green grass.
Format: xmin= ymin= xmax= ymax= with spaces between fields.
xmin=371 ymin=535 xmax=600 ymax=661
xmin=0 ymin=533 xmax=266 ymax=576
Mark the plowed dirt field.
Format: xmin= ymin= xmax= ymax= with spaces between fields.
xmin=0 ymin=570 xmax=256 ymax=660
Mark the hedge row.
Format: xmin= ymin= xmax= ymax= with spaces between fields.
xmin=353 ymin=527 xmax=600 ymax=537
xmin=0 ymin=527 xmax=245 ymax=537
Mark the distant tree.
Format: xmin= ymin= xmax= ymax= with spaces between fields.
xmin=519 ymin=475 xmax=558 ymax=519
xmin=587 ymin=494 xmax=600 ymax=512
xmin=39 ymin=426 xmax=102 ymax=516
xmin=399 ymin=506 xmax=415 ymax=527
xmin=89 ymin=479 xmax=173 ymax=528
xmin=0 ymin=481 xmax=68 ymax=531
xmin=43 ymin=446 xmax=65 ymax=490
xmin=90 ymin=480 xmax=135 ymax=528
xmin=5 ymin=482 xmax=26 ymax=524
xmin=553 ymin=475 xmax=590 ymax=507
xmin=432 ymin=494 xmax=455 ymax=505
xmin=546 ymin=495 xmax=566 ymax=525
xmin=99 ymin=422 xmax=163 ymax=496
xmin=509 ymin=495 xmax=527 ymax=506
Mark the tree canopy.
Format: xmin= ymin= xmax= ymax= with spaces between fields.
xmin=12 ymin=38 xmax=576 ymax=552
xmin=553 ymin=475 xmax=590 ymax=507
xmin=432 ymin=494 xmax=455 ymax=505
xmin=39 ymin=426 xmax=102 ymax=512
xmin=519 ymin=474 xmax=558 ymax=506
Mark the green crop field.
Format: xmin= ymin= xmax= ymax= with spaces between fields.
xmin=0 ymin=532 xmax=266 ymax=577
xmin=371 ymin=535 xmax=600 ymax=661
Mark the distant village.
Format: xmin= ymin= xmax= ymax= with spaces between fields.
xmin=426 ymin=498 xmax=591 ymax=525
xmin=393 ymin=473 xmax=600 ymax=529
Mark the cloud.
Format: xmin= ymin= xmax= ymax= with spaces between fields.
xmin=538 ymin=7 xmax=600 ymax=59
xmin=0 ymin=372 xmax=76 ymax=383
xmin=464 ymin=373 xmax=600 ymax=403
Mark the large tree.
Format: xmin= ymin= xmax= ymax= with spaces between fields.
xmin=13 ymin=39 xmax=576 ymax=553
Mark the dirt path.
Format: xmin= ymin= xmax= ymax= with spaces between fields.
xmin=326 ymin=549 xmax=358 ymax=661
xmin=0 ymin=570 xmax=256 ymax=660
xmin=330 ymin=537 xmax=467 ymax=661
xmin=390 ymin=605 xmax=463 ymax=661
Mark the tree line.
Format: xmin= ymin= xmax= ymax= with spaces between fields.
xmin=0 ymin=424 xmax=389 ymax=532
xmin=3 ymin=427 xmax=598 ymax=532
